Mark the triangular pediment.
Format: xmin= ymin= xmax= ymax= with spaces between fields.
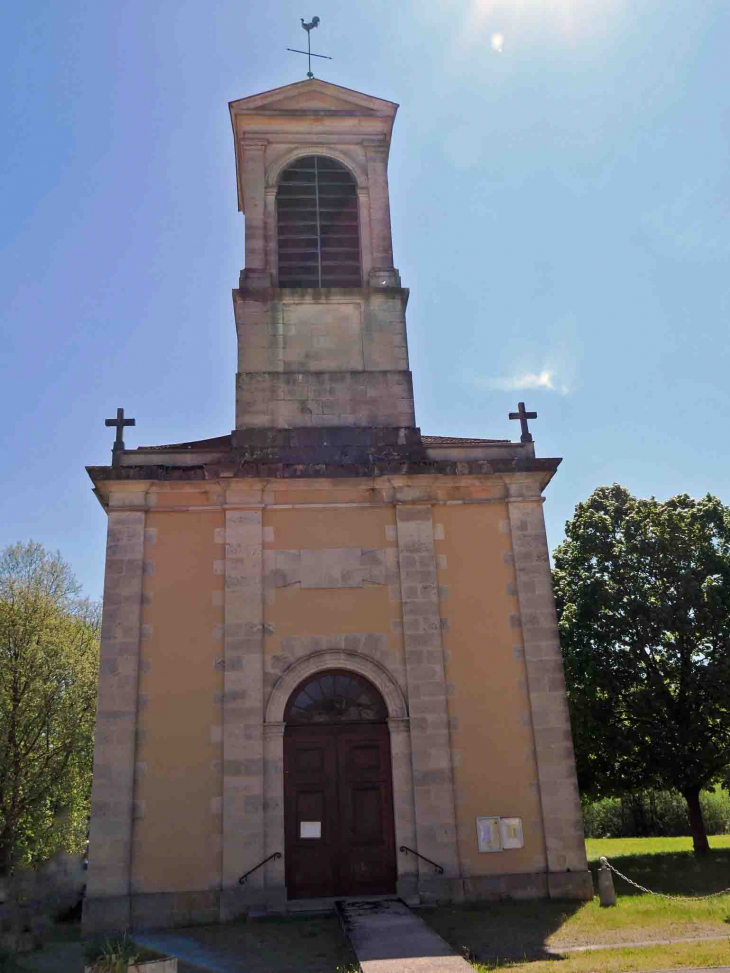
xmin=229 ymin=79 xmax=398 ymax=117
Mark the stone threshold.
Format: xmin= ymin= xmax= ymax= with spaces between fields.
xmin=266 ymin=892 xmax=409 ymax=918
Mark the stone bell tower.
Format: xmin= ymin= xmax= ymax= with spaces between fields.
xmin=229 ymin=80 xmax=416 ymax=444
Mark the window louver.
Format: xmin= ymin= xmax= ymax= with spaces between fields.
xmin=277 ymin=156 xmax=362 ymax=288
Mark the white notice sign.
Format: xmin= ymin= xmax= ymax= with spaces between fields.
xmin=476 ymin=816 xmax=501 ymax=853
xmin=499 ymin=817 xmax=524 ymax=849
xmin=300 ymin=821 xmax=321 ymax=839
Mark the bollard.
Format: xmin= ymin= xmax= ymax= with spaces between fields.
xmin=598 ymin=857 xmax=617 ymax=907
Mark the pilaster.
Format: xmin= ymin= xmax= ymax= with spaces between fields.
xmin=388 ymin=717 xmax=418 ymax=899
xmin=505 ymin=483 xmax=590 ymax=894
xmin=221 ymin=504 xmax=265 ymax=900
xmin=83 ymin=508 xmax=146 ymax=932
xmin=395 ymin=505 xmax=460 ymax=890
xmin=263 ymin=722 xmax=286 ymax=899
xmin=240 ymin=140 xmax=267 ymax=270
xmin=364 ymin=141 xmax=394 ymax=270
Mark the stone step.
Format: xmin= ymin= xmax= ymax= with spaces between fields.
xmin=286 ymin=892 xmax=400 ymax=917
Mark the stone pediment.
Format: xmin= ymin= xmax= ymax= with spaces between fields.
xmin=229 ymin=79 xmax=398 ymax=117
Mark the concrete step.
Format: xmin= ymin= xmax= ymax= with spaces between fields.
xmin=337 ymin=898 xmax=474 ymax=973
xmin=286 ymin=892 xmax=402 ymax=916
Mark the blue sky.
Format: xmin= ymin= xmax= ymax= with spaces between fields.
xmin=1 ymin=0 xmax=729 ymax=600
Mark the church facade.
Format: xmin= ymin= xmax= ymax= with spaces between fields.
xmin=83 ymin=79 xmax=592 ymax=933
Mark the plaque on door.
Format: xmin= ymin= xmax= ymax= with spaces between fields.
xmin=300 ymin=821 xmax=322 ymax=839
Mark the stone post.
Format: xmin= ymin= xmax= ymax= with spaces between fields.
xmin=598 ymin=859 xmax=615 ymax=906
xmin=83 ymin=507 xmax=146 ymax=933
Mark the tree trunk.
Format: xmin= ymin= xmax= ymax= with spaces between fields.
xmin=682 ymin=788 xmax=710 ymax=855
xmin=0 ymin=826 xmax=15 ymax=878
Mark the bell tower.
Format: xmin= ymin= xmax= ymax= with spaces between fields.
xmin=229 ymin=80 xmax=416 ymax=443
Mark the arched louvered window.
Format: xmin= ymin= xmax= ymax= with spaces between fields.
xmin=277 ymin=156 xmax=361 ymax=288
xmin=284 ymin=670 xmax=387 ymax=725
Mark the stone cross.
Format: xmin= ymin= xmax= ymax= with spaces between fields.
xmin=105 ymin=407 xmax=135 ymax=465
xmin=509 ymin=401 xmax=537 ymax=443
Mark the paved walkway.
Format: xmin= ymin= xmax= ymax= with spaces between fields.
xmin=135 ymin=931 xmax=248 ymax=972
xmin=337 ymin=899 xmax=474 ymax=973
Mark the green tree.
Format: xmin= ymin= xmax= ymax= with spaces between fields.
xmin=553 ymin=485 xmax=730 ymax=855
xmin=0 ymin=542 xmax=99 ymax=874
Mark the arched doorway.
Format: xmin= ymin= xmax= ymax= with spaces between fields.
xmin=284 ymin=669 xmax=397 ymax=899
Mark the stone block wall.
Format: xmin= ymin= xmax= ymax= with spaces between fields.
xmin=233 ymin=286 xmax=414 ymax=429
xmin=235 ymin=371 xmax=415 ymax=429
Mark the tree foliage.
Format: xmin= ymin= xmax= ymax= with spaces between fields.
xmin=553 ymin=485 xmax=730 ymax=854
xmin=0 ymin=542 xmax=99 ymax=873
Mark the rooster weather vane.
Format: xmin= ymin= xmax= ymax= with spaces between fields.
xmin=287 ymin=16 xmax=332 ymax=79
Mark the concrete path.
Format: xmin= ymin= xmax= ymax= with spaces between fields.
xmin=337 ymin=899 xmax=474 ymax=973
xmin=135 ymin=931 xmax=247 ymax=972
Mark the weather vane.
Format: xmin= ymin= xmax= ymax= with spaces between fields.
xmin=287 ymin=16 xmax=332 ymax=79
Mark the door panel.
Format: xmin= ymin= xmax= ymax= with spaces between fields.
xmin=284 ymin=723 xmax=396 ymax=898
xmin=284 ymin=731 xmax=338 ymax=898
xmin=337 ymin=726 xmax=396 ymax=896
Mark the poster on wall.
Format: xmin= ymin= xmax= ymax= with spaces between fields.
xmin=476 ymin=816 xmax=501 ymax=853
xmin=499 ymin=817 xmax=524 ymax=849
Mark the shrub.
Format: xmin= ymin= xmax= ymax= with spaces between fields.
xmin=582 ymin=787 xmax=730 ymax=838
xmin=83 ymin=932 xmax=139 ymax=972
xmin=83 ymin=932 xmax=165 ymax=971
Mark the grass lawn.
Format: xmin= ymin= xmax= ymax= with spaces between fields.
xmin=11 ymin=916 xmax=358 ymax=973
xmin=472 ymin=939 xmax=730 ymax=972
xmin=423 ymin=835 xmax=730 ymax=970
xmin=171 ymin=916 xmax=358 ymax=973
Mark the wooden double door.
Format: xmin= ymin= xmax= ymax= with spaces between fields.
xmin=284 ymin=722 xmax=396 ymax=898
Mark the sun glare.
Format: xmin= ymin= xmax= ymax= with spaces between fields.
xmin=491 ymin=32 xmax=505 ymax=52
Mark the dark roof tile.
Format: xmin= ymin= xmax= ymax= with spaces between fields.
xmin=137 ymin=433 xmax=510 ymax=451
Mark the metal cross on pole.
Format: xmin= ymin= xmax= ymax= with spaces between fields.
xmin=105 ymin=407 xmax=136 ymax=465
xmin=509 ymin=401 xmax=537 ymax=443
xmin=287 ymin=16 xmax=332 ymax=79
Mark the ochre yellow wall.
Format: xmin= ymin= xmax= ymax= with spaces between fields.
xmin=127 ymin=481 xmax=544 ymax=892
xmin=133 ymin=506 xmax=224 ymax=893
xmin=436 ymin=503 xmax=545 ymax=876
xmin=265 ymin=505 xmax=399 ymax=686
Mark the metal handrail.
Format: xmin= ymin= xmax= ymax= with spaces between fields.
xmin=238 ymin=852 xmax=282 ymax=885
xmin=399 ymin=845 xmax=444 ymax=874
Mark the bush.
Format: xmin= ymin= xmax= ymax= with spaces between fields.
xmin=583 ymin=787 xmax=730 ymax=838
xmin=83 ymin=932 xmax=165 ymax=971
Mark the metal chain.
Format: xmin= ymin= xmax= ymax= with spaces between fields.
xmin=599 ymin=857 xmax=730 ymax=900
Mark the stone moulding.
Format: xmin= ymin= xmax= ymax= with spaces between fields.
xmin=265 ymin=649 xmax=407 ymax=722
xmin=86 ymin=456 xmax=560 ymax=483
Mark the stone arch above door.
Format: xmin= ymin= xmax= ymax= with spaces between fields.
xmin=266 ymin=650 xmax=407 ymax=724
